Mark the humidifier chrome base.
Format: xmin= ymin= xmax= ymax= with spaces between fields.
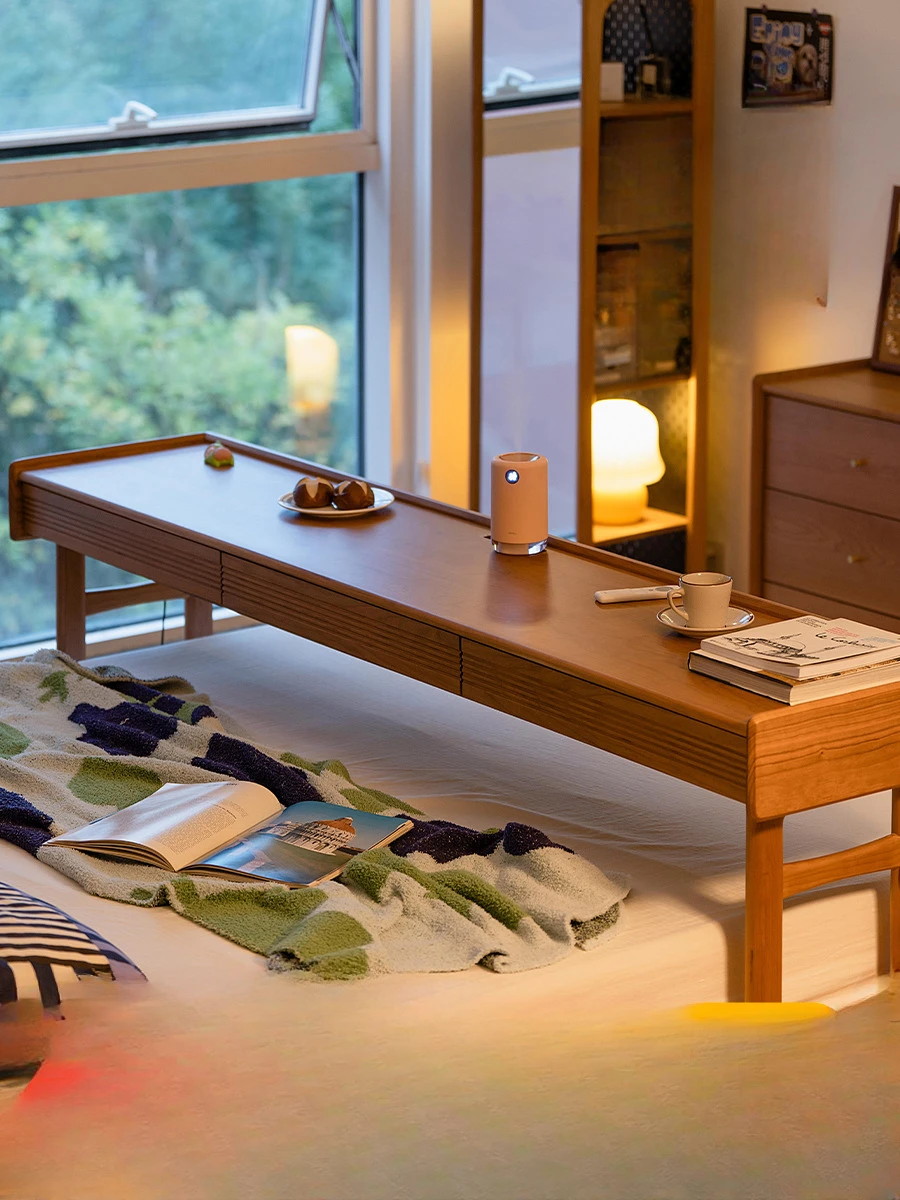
xmin=491 ymin=538 xmax=548 ymax=556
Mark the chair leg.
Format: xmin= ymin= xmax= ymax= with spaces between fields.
xmin=745 ymin=811 xmax=785 ymax=1001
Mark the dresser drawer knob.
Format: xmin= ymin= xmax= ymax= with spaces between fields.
xmin=846 ymin=554 xmax=865 ymax=565
xmin=848 ymin=457 xmax=867 ymax=469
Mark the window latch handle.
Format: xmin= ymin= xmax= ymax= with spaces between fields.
xmin=108 ymin=101 xmax=158 ymax=132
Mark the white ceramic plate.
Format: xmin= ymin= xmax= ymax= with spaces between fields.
xmin=656 ymin=606 xmax=755 ymax=639
xmin=278 ymin=486 xmax=394 ymax=519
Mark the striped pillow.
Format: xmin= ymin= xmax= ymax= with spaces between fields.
xmin=0 ymin=880 xmax=144 ymax=1013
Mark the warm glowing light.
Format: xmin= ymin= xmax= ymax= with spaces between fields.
xmin=285 ymin=325 xmax=339 ymax=414
xmin=591 ymin=398 xmax=665 ymax=525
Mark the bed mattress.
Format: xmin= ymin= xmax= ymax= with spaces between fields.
xmin=0 ymin=624 xmax=890 ymax=1016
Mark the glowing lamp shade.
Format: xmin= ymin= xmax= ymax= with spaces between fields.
xmin=285 ymin=325 xmax=339 ymax=415
xmin=591 ymin=399 xmax=665 ymax=525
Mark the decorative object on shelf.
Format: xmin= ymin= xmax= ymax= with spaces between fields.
xmin=741 ymin=8 xmax=833 ymax=108
xmin=591 ymin=399 xmax=665 ymax=525
xmin=872 ymin=186 xmax=900 ymax=375
xmin=490 ymin=453 xmax=549 ymax=556
xmin=600 ymin=61 xmax=626 ymax=102
xmin=637 ymin=2 xmax=672 ymax=96
xmin=203 ymin=441 xmax=234 ymax=469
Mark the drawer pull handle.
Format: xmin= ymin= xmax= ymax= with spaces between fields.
xmin=846 ymin=554 xmax=865 ymax=565
xmin=848 ymin=457 xmax=867 ymax=469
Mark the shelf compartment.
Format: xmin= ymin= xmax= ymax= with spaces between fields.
xmin=598 ymin=114 xmax=693 ymax=237
xmin=594 ymin=235 xmax=692 ymax=385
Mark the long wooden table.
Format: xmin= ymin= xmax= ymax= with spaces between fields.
xmin=9 ymin=433 xmax=900 ymax=1001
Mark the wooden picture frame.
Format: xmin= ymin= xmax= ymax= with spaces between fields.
xmin=872 ymin=186 xmax=900 ymax=375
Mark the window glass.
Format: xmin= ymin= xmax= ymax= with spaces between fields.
xmin=0 ymin=174 xmax=359 ymax=647
xmin=483 ymin=0 xmax=581 ymax=105
xmin=0 ymin=0 xmax=357 ymax=151
xmin=480 ymin=149 xmax=579 ymax=536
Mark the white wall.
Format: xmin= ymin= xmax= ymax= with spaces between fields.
xmin=710 ymin=0 xmax=900 ymax=586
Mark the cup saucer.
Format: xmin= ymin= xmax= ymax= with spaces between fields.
xmin=656 ymin=606 xmax=755 ymax=639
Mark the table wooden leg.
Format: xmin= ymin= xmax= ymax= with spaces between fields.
xmin=184 ymin=597 xmax=214 ymax=640
xmin=745 ymin=810 xmax=784 ymax=1001
xmin=891 ymin=788 xmax=900 ymax=976
xmin=56 ymin=546 xmax=86 ymax=661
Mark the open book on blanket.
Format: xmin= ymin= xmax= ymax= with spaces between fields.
xmin=45 ymin=781 xmax=413 ymax=888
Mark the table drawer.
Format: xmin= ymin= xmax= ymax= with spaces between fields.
xmin=461 ymin=640 xmax=748 ymax=801
xmin=21 ymin=485 xmax=222 ymax=601
xmin=222 ymin=554 xmax=461 ymax=693
xmin=763 ymin=491 xmax=900 ymax=616
xmin=766 ymin=396 xmax=900 ymax=519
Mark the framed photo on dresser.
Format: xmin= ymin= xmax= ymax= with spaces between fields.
xmin=872 ymin=186 xmax=900 ymax=374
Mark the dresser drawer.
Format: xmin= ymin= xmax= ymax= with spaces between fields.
xmin=763 ymin=583 xmax=900 ymax=634
xmin=763 ymin=491 xmax=900 ymax=616
xmin=766 ymin=396 xmax=900 ymax=519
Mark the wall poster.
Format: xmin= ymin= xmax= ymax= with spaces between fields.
xmin=742 ymin=8 xmax=834 ymax=107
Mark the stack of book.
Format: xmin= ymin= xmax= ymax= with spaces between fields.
xmin=688 ymin=615 xmax=900 ymax=704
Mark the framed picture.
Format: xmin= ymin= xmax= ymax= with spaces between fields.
xmin=872 ymin=187 xmax=900 ymax=375
xmin=742 ymin=9 xmax=834 ymax=108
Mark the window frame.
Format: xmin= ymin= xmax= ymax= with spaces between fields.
xmin=0 ymin=0 xmax=378 ymax=208
xmin=0 ymin=0 xmax=332 ymax=157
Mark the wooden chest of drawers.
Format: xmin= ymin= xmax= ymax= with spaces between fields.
xmin=751 ymin=360 xmax=900 ymax=633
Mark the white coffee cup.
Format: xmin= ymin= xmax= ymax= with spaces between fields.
xmin=666 ymin=571 xmax=733 ymax=629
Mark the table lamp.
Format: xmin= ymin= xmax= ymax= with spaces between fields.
xmin=590 ymin=398 xmax=665 ymax=525
xmin=285 ymin=325 xmax=339 ymax=414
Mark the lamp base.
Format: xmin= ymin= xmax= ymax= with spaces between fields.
xmin=592 ymin=484 xmax=648 ymax=526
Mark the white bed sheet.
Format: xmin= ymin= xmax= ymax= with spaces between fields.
xmin=0 ymin=624 xmax=891 ymax=1017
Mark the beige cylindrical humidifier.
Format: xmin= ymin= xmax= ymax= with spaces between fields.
xmin=490 ymin=453 xmax=549 ymax=555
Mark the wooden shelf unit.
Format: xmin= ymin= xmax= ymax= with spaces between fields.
xmin=577 ymin=0 xmax=713 ymax=570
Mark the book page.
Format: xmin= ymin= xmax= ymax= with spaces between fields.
xmin=48 ymin=780 xmax=282 ymax=872
xmin=192 ymin=801 xmax=413 ymax=888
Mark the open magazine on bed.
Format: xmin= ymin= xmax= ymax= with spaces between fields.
xmin=45 ymin=780 xmax=413 ymax=888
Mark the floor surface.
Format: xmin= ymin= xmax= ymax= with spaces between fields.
xmin=1 ymin=981 xmax=899 ymax=1200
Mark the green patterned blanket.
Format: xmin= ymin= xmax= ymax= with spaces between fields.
xmin=0 ymin=650 xmax=628 ymax=980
